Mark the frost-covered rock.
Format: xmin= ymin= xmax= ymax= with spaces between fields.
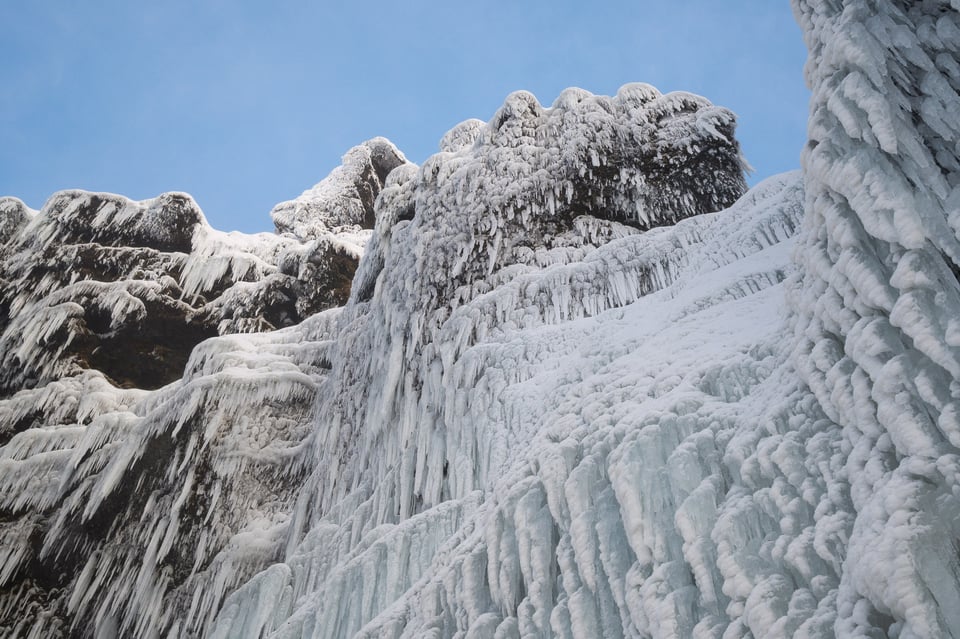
xmin=352 ymin=83 xmax=747 ymax=312
xmin=2 ymin=2 xmax=960 ymax=637
xmin=270 ymin=138 xmax=407 ymax=240
xmin=0 ymin=142 xmax=407 ymax=396
xmin=0 ymin=312 xmax=337 ymax=637
xmin=0 ymin=197 xmax=33 ymax=245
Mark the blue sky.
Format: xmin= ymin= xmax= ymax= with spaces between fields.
xmin=1 ymin=2 xmax=809 ymax=234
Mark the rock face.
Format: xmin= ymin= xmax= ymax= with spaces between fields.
xmin=270 ymin=137 xmax=408 ymax=240
xmin=2 ymin=2 xmax=960 ymax=637
xmin=0 ymin=138 xmax=408 ymax=397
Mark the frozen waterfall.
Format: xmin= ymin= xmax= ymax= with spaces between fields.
xmin=2 ymin=1 xmax=960 ymax=637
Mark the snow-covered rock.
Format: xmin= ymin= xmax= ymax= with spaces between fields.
xmin=0 ymin=197 xmax=33 ymax=245
xmin=270 ymin=138 xmax=407 ymax=241
xmin=2 ymin=1 xmax=960 ymax=637
xmin=0 ymin=140 xmax=409 ymax=396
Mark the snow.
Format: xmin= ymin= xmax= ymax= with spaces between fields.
xmin=270 ymin=138 xmax=408 ymax=241
xmin=2 ymin=2 xmax=960 ymax=636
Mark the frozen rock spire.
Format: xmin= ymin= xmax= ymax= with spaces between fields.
xmin=789 ymin=0 xmax=960 ymax=636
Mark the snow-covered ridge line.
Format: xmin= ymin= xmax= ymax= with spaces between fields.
xmin=362 ymin=82 xmax=747 ymax=304
xmin=0 ymin=138 xmax=409 ymax=396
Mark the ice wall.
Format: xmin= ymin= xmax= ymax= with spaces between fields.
xmin=214 ymin=171 xmax=803 ymax=639
xmin=209 ymin=87 xmax=805 ymax=638
xmin=211 ymin=2 xmax=960 ymax=636
xmin=312 ymin=82 xmax=749 ymax=522
xmin=789 ymin=0 xmax=960 ymax=635
xmin=0 ymin=82 xmax=754 ymax=637
xmin=0 ymin=312 xmax=338 ymax=637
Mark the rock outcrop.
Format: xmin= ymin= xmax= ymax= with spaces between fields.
xmin=0 ymin=139 xmax=408 ymax=397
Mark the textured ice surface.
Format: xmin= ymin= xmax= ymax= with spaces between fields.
xmin=3 ymin=1 xmax=960 ymax=636
xmin=0 ymin=80 xmax=755 ymax=637
xmin=789 ymin=1 xmax=960 ymax=636
xmin=216 ymin=170 xmax=802 ymax=639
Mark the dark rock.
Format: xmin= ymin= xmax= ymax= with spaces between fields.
xmin=0 ymin=142 xmax=412 ymax=397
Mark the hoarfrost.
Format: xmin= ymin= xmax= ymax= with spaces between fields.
xmin=1 ymin=2 xmax=959 ymax=637
xmin=270 ymin=138 xmax=407 ymax=241
xmin=0 ymin=142 xmax=405 ymax=395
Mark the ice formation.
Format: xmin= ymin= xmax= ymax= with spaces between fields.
xmin=788 ymin=1 xmax=960 ymax=635
xmin=2 ymin=1 xmax=959 ymax=637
